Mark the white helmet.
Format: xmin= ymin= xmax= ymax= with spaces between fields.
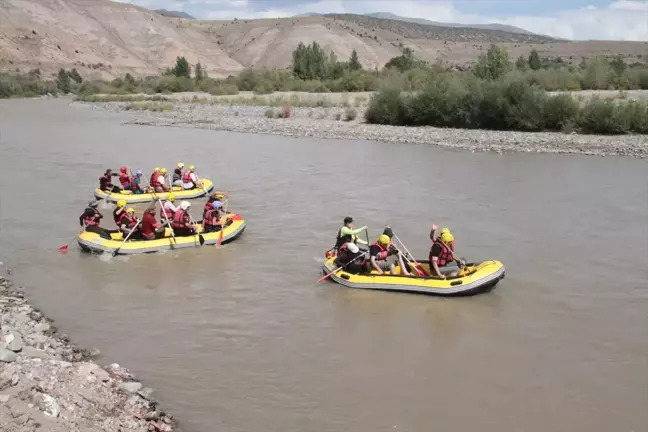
xmin=347 ymin=242 xmax=359 ymax=253
xmin=180 ymin=201 xmax=191 ymax=210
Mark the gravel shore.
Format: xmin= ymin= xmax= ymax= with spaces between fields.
xmin=79 ymin=100 xmax=648 ymax=158
xmin=0 ymin=276 xmax=180 ymax=432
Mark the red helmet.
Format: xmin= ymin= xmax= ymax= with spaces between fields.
xmin=120 ymin=166 xmax=127 ymax=173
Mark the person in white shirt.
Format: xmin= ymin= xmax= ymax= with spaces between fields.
xmin=155 ymin=168 xmax=170 ymax=192
xmin=182 ymin=165 xmax=204 ymax=190
xmin=159 ymin=193 xmax=178 ymax=223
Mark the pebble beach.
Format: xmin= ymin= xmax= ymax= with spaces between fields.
xmin=0 ymin=276 xmax=180 ymax=432
xmin=77 ymin=94 xmax=648 ymax=158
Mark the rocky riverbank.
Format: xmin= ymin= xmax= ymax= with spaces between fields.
xmin=0 ymin=276 xmax=180 ymax=432
xmin=78 ymin=100 xmax=648 ymax=158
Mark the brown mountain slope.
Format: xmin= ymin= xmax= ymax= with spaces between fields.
xmin=1 ymin=0 xmax=646 ymax=79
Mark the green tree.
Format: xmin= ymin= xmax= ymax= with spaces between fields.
xmin=292 ymin=42 xmax=328 ymax=80
xmin=582 ymin=56 xmax=613 ymax=89
xmin=349 ymin=49 xmax=362 ymax=71
xmin=515 ymin=55 xmax=528 ymax=71
xmin=528 ymin=49 xmax=542 ymax=70
xmin=56 ymin=69 xmax=71 ymax=93
xmin=610 ymin=55 xmax=626 ymax=76
xmin=171 ymin=56 xmax=191 ymax=78
xmin=195 ymin=62 xmax=205 ymax=81
xmin=385 ymin=47 xmax=418 ymax=73
xmin=473 ymin=44 xmax=510 ymax=80
xmin=68 ymin=68 xmax=83 ymax=84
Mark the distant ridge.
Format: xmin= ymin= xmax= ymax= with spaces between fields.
xmin=154 ymin=9 xmax=195 ymax=19
xmin=295 ymin=11 xmax=536 ymax=36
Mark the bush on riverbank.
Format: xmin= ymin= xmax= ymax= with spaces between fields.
xmin=0 ymin=71 xmax=59 ymax=98
xmin=364 ymin=75 xmax=648 ymax=134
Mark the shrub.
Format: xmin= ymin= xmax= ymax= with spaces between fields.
xmin=577 ymin=97 xmax=630 ymax=134
xmin=364 ymin=87 xmax=407 ymax=125
xmin=264 ymin=108 xmax=275 ymax=118
xmin=282 ymin=104 xmax=292 ymax=118
xmin=543 ymin=94 xmax=580 ymax=131
xmin=624 ymin=100 xmax=648 ymax=133
xmin=344 ymin=107 xmax=357 ymax=121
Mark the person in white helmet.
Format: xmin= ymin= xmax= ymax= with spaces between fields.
xmin=171 ymin=201 xmax=196 ymax=236
xmin=334 ymin=241 xmax=367 ymax=274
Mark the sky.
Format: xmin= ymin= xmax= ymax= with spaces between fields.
xmin=113 ymin=0 xmax=648 ymax=41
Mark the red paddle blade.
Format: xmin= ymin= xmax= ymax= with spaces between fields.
xmin=230 ymin=214 xmax=243 ymax=221
xmin=217 ymin=228 xmax=224 ymax=245
xmin=58 ymin=244 xmax=69 ymax=252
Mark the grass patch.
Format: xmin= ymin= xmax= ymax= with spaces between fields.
xmin=123 ymin=102 xmax=174 ymax=112
xmin=76 ymin=94 xmax=170 ymax=102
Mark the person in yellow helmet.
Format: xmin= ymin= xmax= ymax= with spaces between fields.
xmin=429 ymin=227 xmax=465 ymax=279
xmin=182 ymin=165 xmax=204 ymax=190
xmin=172 ymin=163 xmax=184 ymax=187
xmin=367 ymin=233 xmax=411 ymax=276
xmin=112 ymin=199 xmax=127 ymax=227
xmin=118 ymin=207 xmax=140 ymax=238
xmin=153 ymin=168 xmax=170 ymax=192
xmin=160 ymin=192 xmax=178 ymax=224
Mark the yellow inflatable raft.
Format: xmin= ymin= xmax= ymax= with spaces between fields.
xmin=94 ymin=179 xmax=215 ymax=204
xmin=321 ymin=256 xmax=505 ymax=296
xmin=77 ymin=214 xmax=246 ymax=255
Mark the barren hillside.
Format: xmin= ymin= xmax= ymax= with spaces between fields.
xmin=1 ymin=0 xmax=646 ymax=79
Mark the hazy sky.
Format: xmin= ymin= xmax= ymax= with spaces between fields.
xmin=113 ymin=0 xmax=648 ymax=41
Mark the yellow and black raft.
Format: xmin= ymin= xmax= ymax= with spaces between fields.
xmin=321 ymin=256 xmax=505 ymax=296
xmin=94 ymin=179 xmax=215 ymax=204
xmin=78 ymin=214 xmax=246 ymax=255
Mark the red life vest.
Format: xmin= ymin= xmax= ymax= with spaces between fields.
xmin=119 ymin=214 xmax=137 ymax=229
xmin=204 ymin=209 xmax=220 ymax=226
xmin=84 ymin=214 xmax=100 ymax=227
xmin=160 ymin=203 xmax=175 ymax=221
xmin=370 ymin=242 xmax=389 ymax=261
xmin=172 ymin=209 xmax=189 ymax=229
xmin=203 ymin=200 xmax=213 ymax=215
xmin=430 ymin=239 xmax=453 ymax=266
xmin=150 ymin=173 xmax=162 ymax=188
xmin=119 ymin=172 xmax=131 ymax=186
xmin=182 ymin=171 xmax=193 ymax=183
xmin=112 ymin=208 xmax=123 ymax=225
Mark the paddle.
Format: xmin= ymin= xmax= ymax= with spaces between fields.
xmin=217 ymin=196 xmax=229 ymax=246
xmin=317 ymin=251 xmax=368 ymax=284
xmin=385 ymin=226 xmax=426 ymax=276
xmin=59 ymin=220 xmax=86 ymax=253
xmin=112 ymin=219 xmax=142 ymax=257
xmin=188 ymin=215 xmax=205 ymax=246
xmin=193 ymin=172 xmax=209 ymax=196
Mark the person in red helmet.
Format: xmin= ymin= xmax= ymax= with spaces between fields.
xmin=118 ymin=166 xmax=132 ymax=190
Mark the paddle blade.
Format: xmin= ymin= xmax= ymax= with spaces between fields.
xmin=58 ymin=244 xmax=69 ymax=253
xmin=217 ymin=228 xmax=224 ymax=245
xmin=230 ymin=214 xmax=243 ymax=221
xmin=316 ymin=271 xmax=333 ymax=284
xmin=199 ymin=234 xmax=205 ymax=246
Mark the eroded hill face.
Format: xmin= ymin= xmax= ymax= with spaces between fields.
xmin=1 ymin=0 xmax=646 ymax=79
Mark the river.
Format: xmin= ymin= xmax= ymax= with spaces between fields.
xmin=1 ymin=98 xmax=646 ymax=432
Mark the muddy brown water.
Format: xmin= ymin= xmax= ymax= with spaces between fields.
xmin=1 ymin=98 xmax=647 ymax=432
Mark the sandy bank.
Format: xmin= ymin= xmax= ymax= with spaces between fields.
xmin=0 ymin=276 xmax=180 ymax=432
xmin=78 ymin=99 xmax=648 ymax=158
